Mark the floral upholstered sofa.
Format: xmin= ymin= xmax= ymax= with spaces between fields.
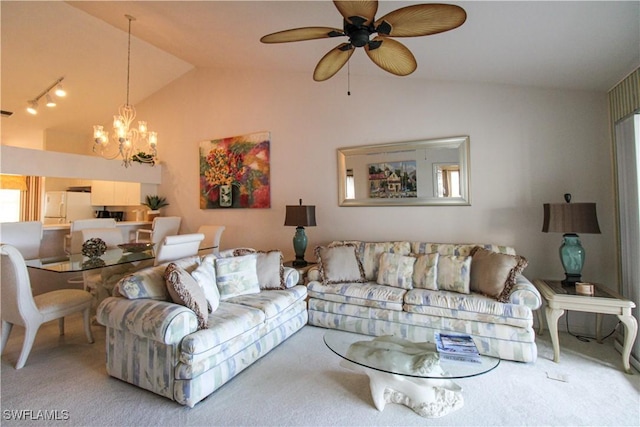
xmin=306 ymin=241 xmax=541 ymax=362
xmin=97 ymin=249 xmax=307 ymax=407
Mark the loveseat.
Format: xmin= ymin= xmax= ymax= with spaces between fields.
xmin=97 ymin=249 xmax=307 ymax=407
xmin=306 ymin=241 xmax=541 ymax=362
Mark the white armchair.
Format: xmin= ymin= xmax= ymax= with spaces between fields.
xmin=1 ymin=244 xmax=94 ymax=369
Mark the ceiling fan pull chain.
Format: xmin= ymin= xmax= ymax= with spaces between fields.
xmin=347 ymin=60 xmax=351 ymax=96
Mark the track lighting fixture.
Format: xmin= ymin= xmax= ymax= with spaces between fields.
xmin=25 ymin=76 xmax=66 ymax=115
xmin=54 ymin=82 xmax=66 ymax=97
xmin=45 ymin=93 xmax=56 ymax=107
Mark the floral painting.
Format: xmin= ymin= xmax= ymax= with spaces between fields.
xmin=199 ymin=131 xmax=270 ymax=209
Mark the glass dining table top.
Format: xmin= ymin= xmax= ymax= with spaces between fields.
xmin=25 ymin=248 xmax=155 ymax=273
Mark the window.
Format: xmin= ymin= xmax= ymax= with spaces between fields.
xmin=0 ymin=189 xmax=21 ymax=222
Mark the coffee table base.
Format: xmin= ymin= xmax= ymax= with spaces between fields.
xmin=340 ymin=360 xmax=464 ymax=418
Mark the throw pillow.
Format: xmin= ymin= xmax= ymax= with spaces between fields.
xmin=117 ymin=265 xmax=169 ymax=300
xmin=117 ymin=255 xmax=201 ymax=300
xmin=215 ymin=253 xmax=261 ymax=299
xmin=360 ymin=241 xmax=412 ymax=280
xmin=234 ymin=249 xmax=285 ymax=290
xmin=412 ymin=252 xmax=439 ymax=290
xmin=437 ymin=255 xmax=472 ymax=294
xmin=315 ymin=244 xmax=366 ymax=285
xmin=470 ymin=246 xmax=528 ymax=302
xmin=190 ymin=254 xmax=220 ymax=313
xmin=164 ymin=263 xmax=209 ymax=329
xmin=376 ymin=252 xmax=416 ymax=289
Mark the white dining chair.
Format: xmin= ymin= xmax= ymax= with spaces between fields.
xmin=68 ymin=218 xmax=117 ymax=254
xmin=154 ymin=233 xmax=204 ymax=266
xmin=136 ymin=216 xmax=181 ymax=246
xmin=68 ymin=226 xmax=124 ymax=295
xmin=197 ymin=225 xmax=226 ymax=255
xmin=0 ymin=221 xmax=43 ymax=260
xmin=76 ymin=228 xmax=131 ymax=309
xmin=0 ymin=244 xmax=94 ymax=369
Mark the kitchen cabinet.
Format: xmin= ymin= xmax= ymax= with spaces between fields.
xmin=91 ymin=181 xmax=156 ymax=206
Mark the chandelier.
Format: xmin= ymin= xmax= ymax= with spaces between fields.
xmin=93 ymin=15 xmax=157 ymax=168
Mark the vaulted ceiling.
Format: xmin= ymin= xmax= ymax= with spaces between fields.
xmin=2 ymin=1 xmax=639 ymax=144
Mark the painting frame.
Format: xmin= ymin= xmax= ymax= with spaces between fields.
xmin=199 ymin=131 xmax=271 ymax=209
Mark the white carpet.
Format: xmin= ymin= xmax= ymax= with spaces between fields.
xmin=1 ymin=313 xmax=639 ymax=426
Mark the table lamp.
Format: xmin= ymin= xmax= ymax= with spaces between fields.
xmin=284 ymin=199 xmax=316 ymax=266
xmin=542 ymin=193 xmax=601 ymax=286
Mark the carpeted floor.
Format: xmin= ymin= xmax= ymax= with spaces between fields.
xmin=1 ymin=313 xmax=639 ymax=426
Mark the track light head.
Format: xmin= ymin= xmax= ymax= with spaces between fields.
xmin=27 ymin=100 xmax=38 ymax=115
xmin=45 ymin=93 xmax=56 ymax=107
xmin=54 ymin=83 xmax=66 ymax=97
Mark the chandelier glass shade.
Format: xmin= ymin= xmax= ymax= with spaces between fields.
xmin=93 ymin=15 xmax=157 ymax=168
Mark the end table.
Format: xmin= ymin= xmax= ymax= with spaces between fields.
xmin=283 ymin=261 xmax=317 ymax=285
xmin=533 ymin=279 xmax=637 ymax=373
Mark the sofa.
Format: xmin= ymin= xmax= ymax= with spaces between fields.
xmin=306 ymin=241 xmax=541 ymax=362
xmin=97 ymin=249 xmax=307 ymax=407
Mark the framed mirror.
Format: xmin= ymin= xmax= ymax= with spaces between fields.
xmin=338 ymin=136 xmax=470 ymax=206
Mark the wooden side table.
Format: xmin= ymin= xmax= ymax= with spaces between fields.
xmin=533 ymin=279 xmax=637 ymax=373
xmin=283 ymin=261 xmax=317 ymax=285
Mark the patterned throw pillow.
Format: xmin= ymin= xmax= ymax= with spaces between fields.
xmin=412 ymin=252 xmax=439 ymax=290
xmin=234 ymin=249 xmax=285 ymax=290
xmin=215 ymin=253 xmax=260 ymax=299
xmin=164 ymin=263 xmax=209 ymax=329
xmin=117 ymin=256 xmax=201 ymax=300
xmin=376 ymin=252 xmax=416 ymax=289
xmin=437 ymin=255 xmax=472 ymax=294
xmin=315 ymin=244 xmax=366 ymax=285
xmin=470 ymin=246 xmax=528 ymax=302
xmin=190 ymin=254 xmax=220 ymax=313
xmin=360 ymin=242 xmax=412 ymax=281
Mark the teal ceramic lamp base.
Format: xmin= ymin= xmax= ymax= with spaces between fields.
xmin=560 ymin=233 xmax=585 ymax=286
xmin=292 ymin=226 xmax=308 ymax=266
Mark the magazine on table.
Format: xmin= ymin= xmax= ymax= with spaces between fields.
xmin=435 ymin=332 xmax=481 ymax=363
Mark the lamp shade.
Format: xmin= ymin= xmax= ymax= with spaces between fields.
xmin=542 ymin=203 xmax=601 ymax=234
xmin=284 ymin=204 xmax=317 ymax=227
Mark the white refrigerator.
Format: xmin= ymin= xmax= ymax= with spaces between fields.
xmin=43 ymin=191 xmax=94 ymax=224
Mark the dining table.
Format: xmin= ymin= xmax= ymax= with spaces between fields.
xmin=25 ymin=246 xmax=156 ymax=311
xmin=25 ymin=247 xmax=155 ymax=273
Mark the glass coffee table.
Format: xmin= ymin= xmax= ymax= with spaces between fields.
xmin=324 ymin=330 xmax=500 ymax=418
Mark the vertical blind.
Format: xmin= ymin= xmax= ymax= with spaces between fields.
xmin=21 ymin=176 xmax=43 ymax=221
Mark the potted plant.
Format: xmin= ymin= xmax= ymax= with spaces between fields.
xmin=142 ymin=195 xmax=169 ymax=221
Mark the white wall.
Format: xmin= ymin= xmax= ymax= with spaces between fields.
xmin=140 ymin=68 xmax=614 ymax=300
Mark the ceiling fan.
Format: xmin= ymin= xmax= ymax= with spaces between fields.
xmin=260 ymin=1 xmax=467 ymax=81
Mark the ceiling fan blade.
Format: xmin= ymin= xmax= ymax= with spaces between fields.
xmin=260 ymin=27 xmax=344 ymax=43
xmin=375 ymin=4 xmax=466 ymax=37
xmin=333 ymin=0 xmax=378 ymax=26
xmin=313 ymin=43 xmax=355 ymax=81
xmin=365 ymin=36 xmax=416 ymax=76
